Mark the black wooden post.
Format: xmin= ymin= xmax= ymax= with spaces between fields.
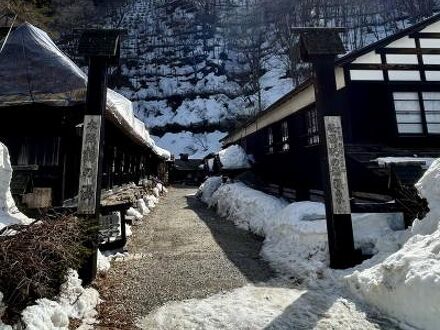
xmin=298 ymin=28 xmax=357 ymax=269
xmin=77 ymin=29 xmax=122 ymax=283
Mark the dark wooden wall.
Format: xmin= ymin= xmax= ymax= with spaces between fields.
xmin=237 ymin=79 xmax=440 ymax=198
xmin=0 ymin=104 xmax=163 ymax=206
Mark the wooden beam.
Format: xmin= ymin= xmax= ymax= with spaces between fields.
xmin=377 ymin=48 xmax=440 ymax=55
xmin=409 ymin=32 xmax=440 ymax=39
xmin=351 ymin=202 xmax=403 ymax=213
xmin=349 ymin=63 xmax=440 ymax=71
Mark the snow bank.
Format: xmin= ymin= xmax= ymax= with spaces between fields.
xmin=263 ymin=204 xmax=404 ymax=279
xmin=197 ymin=176 xmax=222 ymax=204
xmin=144 ymin=195 xmax=158 ymax=209
xmin=21 ymin=270 xmax=100 ymax=330
xmin=201 ymin=178 xmax=404 ymax=280
xmin=210 ymin=182 xmax=288 ymax=236
xmin=127 ymin=207 xmax=143 ymax=221
xmin=137 ymin=198 xmax=150 ymax=216
xmin=0 ymin=142 xmax=32 ymax=232
xmin=347 ymin=231 xmax=440 ymax=330
xmin=218 ymin=145 xmax=251 ymax=170
xmin=261 ymin=202 xmax=329 ymax=279
xmin=412 ymin=157 xmax=440 ymax=236
xmin=346 ymin=158 xmax=440 ymax=330
xmin=125 ymin=223 xmax=133 ymax=237
xmin=97 ymin=249 xmax=111 ymax=273
xmin=375 ymin=156 xmax=434 ymax=168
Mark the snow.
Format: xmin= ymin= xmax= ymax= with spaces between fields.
xmin=218 ymin=145 xmax=251 ymax=170
xmin=0 ymin=142 xmax=32 ymax=232
xmin=20 ymin=270 xmax=100 ymax=330
xmin=207 ymin=158 xmax=214 ymax=172
xmin=125 ymin=223 xmax=133 ymax=237
xmin=137 ymin=198 xmax=150 ymax=216
xmin=197 ymin=176 xmax=222 ymax=204
xmin=156 ymin=183 xmax=164 ymax=193
xmin=97 ymin=249 xmax=111 ymax=273
xmin=170 ymin=97 xmax=229 ymax=126
xmin=175 ymin=177 xmax=412 ymax=328
xmin=262 ymin=205 xmax=404 ymax=280
xmin=375 ymin=156 xmax=435 ymax=168
xmin=210 ymin=182 xmax=288 ymax=236
xmin=102 ymin=250 xmax=130 ymax=263
xmin=152 ymin=131 xmax=226 ymax=159
xmin=138 ymin=282 xmax=394 ymax=330
xmin=144 ymin=194 xmax=158 ymax=209
xmin=127 ymin=207 xmax=143 ymax=222
xmin=205 ymin=181 xmax=404 ymax=280
xmin=261 ymin=202 xmax=329 ymax=279
xmin=346 ymin=157 xmax=440 ymax=330
xmin=258 ymin=57 xmax=295 ymax=110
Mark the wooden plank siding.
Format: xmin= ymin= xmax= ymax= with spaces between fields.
xmin=0 ymin=104 xmax=162 ymax=206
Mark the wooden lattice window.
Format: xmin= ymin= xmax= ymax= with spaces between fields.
xmin=306 ymin=108 xmax=320 ymax=145
xmin=422 ymin=92 xmax=440 ymax=134
xmin=281 ymin=121 xmax=290 ymax=151
xmin=267 ymin=127 xmax=274 ymax=154
xmin=393 ymin=92 xmax=423 ymax=134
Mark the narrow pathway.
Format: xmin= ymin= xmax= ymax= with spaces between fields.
xmin=97 ymin=186 xmax=274 ymax=328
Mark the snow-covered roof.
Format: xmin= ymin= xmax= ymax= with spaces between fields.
xmin=0 ymin=23 xmax=170 ymax=160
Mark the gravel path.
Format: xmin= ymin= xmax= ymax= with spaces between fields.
xmin=96 ymin=185 xmax=274 ymax=329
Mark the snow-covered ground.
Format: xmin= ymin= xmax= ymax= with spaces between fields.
xmin=139 ymin=282 xmax=396 ymax=330
xmin=141 ymin=163 xmax=440 ymax=329
xmin=18 ymin=270 xmax=100 ymax=330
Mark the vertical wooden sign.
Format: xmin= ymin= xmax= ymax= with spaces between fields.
xmin=77 ymin=115 xmax=102 ymax=215
xmin=324 ymin=116 xmax=351 ymax=215
xmin=297 ymin=28 xmax=356 ymax=269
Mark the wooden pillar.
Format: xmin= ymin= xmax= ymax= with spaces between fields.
xmin=77 ymin=29 xmax=122 ymax=283
xmin=315 ymin=59 xmax=356 ymax=269
xmin=299 ymin=28 xmax=357 ymax=269
xmin=77 ymin=57 xmax=108 ymax=217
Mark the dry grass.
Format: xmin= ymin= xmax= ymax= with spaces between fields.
xmin=0 ymin=216 xmax=93 ymax=322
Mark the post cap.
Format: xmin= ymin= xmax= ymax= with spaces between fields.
xmin=77 ymin=29 xmax=123 ymax=64
xmin=294 ymin=27 xmax=346 ymax=62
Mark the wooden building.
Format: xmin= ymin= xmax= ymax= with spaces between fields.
xmin=222 ymin=15 xmax=440 ymax=205
xmin=169 ymin=154 xmax=205 ymax=184
xmin=0 ymin=23 xmax=170 ymax=208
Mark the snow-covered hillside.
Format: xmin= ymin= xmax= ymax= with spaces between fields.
xmin=91 ymin=0 xmax=439 ymax=158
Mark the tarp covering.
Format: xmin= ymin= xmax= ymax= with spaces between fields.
xmin=0 ymin=22 xmax=87 ymax=106
xmin=0 ymin=23 xmax=170 ymax=159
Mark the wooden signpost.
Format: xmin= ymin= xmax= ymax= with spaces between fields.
xmin=298 ymin=28 xmax=357 ymax=269
xmin=77 ymin=29 xmax=122 ymax=282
